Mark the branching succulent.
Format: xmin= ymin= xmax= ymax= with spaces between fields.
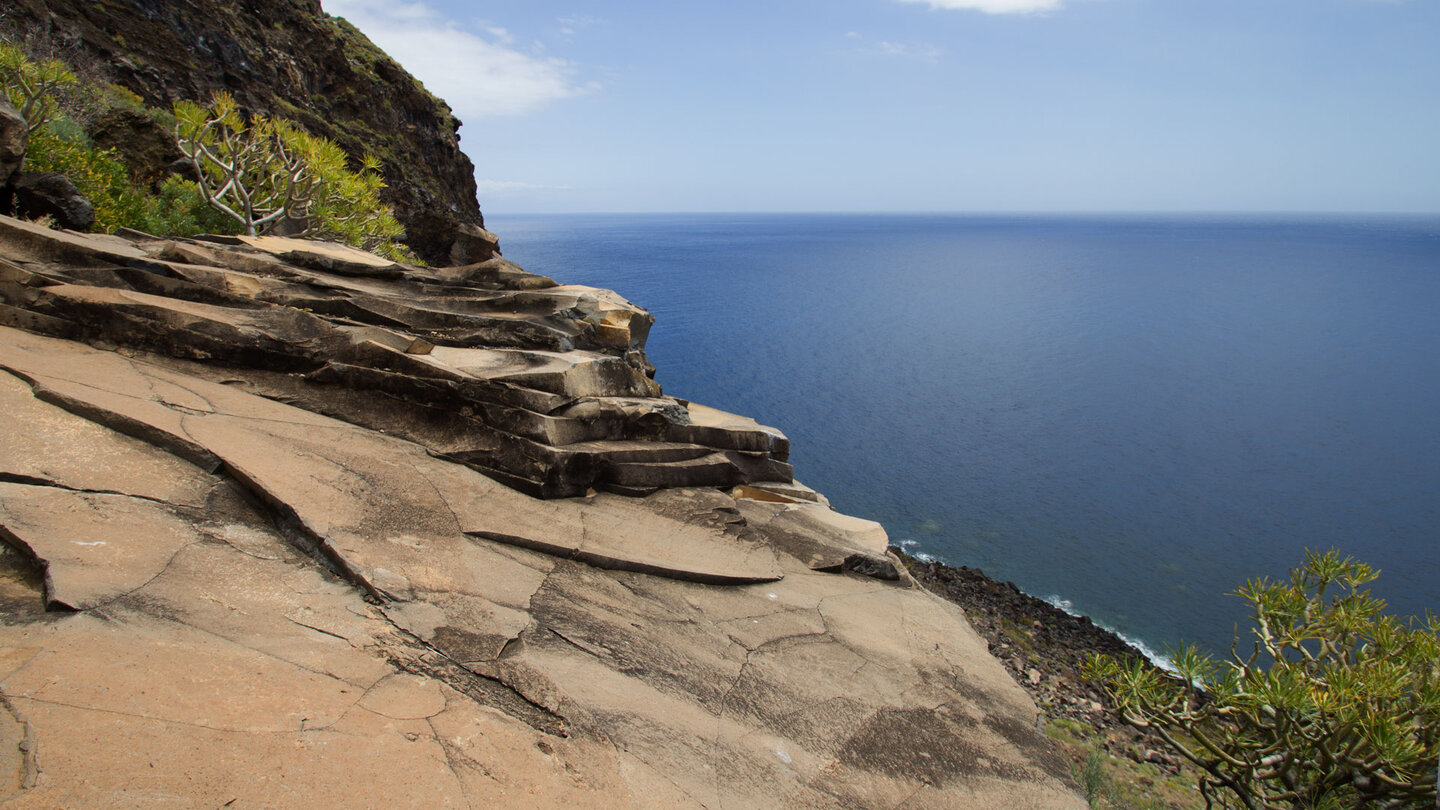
xmin=174 ymin=92 xmax=407 ymax=258
xmin=0 ymin=41 xmax=78 ymax=138
xmin=1085 ymin=550 xmax=1440 ymax=809
xmin=173 ymin=93 xmax=318 ymax=236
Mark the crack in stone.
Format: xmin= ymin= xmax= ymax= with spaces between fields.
xmin=0 ymin=524 xmax=74 ymax=613
xmin=0 ymin=692 xmax=40 ymax=791
xmin=609 ymin=736 xmax=716 ymax=810
xmin=0 ymin=474 xmax=183 ymax=509
xmin=427 ymin=714 xmax=488 ymax=805
xmin=218 ymin=461 xmax=385 ymax=604
xmin=88 ymin=600 xmax=369 ymax=689
xmin=407 ymin=461 xmax=466 ymax=537
xmin=7 ymin=694 xmax=315 ymax=736
xmin=374 ymin=612 xmax=567 ymax=738
xmin=84 ymin=540 xmax=204 ymax=612
xmin=889 ymin=783 xmax=925 ymax=810
xmin=284 ymin=616 xmax=350 ymax=642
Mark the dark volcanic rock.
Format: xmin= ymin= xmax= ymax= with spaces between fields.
xmin=448 ymin=222 xmax=501 ymax=266
xmin=0 ymin=99 xmax=24 ymax=214
xmin=85 ymin=107 xmax=185 ymax=190
xmin=3 ymin=0 xmax=488 ymax=264
xmin=12 ymin=173 xmax=95 ymax=230
xmin=894 ymin=548 xmax=1177 ymax=740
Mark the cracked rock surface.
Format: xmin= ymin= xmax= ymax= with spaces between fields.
xmin=0 ymin=216 xmax=1082 ymax=808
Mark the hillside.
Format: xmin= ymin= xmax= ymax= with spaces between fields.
xmin=1 ymin=0 xmax=496 ymax=265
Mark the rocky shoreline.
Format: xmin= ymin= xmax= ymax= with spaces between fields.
xmin=893 ymin=549 xmax=1193 ymax=781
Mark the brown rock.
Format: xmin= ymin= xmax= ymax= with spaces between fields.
xmin=0 ymin=217 xmax=1086 ymax=806
xmin=448 ymin=222 xmax=501 ymax=266
xmin=0 ymin=319 xmax=1085 ymax=808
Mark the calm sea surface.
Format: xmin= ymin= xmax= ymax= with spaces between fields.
xmin=488 ymin=213 xmax=1440 ymax=657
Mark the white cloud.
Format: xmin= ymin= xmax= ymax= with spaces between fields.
xmin=557 ymin=15 xmax=606 ymax=38
xmin=476 ymin=179 xmax=572 ymax=194
xmin=895 ymin=0 xmax=1063 ymax=14
xmin=323 ymin=0 xmax=591 ymax=118
xmin=876 ymin=40 xmax=944 ymax=63
xmin=847 ymin=33 xmax=943 ymax=64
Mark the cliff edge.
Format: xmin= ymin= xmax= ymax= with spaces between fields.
xmin=0 ymin=217 xmax=1083 ymax=808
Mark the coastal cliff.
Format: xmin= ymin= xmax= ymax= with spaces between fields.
xmin=0 ymin=4 xmax=1090 ymax=805
xmin=0 ymin=217 xmax=1082 ymax=807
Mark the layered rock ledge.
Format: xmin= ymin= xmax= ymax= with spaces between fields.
xmin=0 ymin=216 xmax=1082 ymax=808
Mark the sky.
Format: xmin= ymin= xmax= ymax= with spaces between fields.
xmin=320 ymin=0 xmax=1439 ymax=215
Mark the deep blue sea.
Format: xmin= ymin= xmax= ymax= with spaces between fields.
xmin=488 ymin=212 xmax=1440 ymax=659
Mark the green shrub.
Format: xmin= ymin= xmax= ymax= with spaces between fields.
xmin=5 ymin=38 xmax=409 ymax=257
xmin=23 ymin=123 xmax=145 ymax=230
xmin=1086 ymin=550 xmax=1440 ymax=809
xmin=134 ymin=176 xmax=245 ymax=238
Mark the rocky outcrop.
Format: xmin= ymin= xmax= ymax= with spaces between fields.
xmin=0 ymin=216 xmax=1084 ymax=807
xmin=0 ymin=217 xmax=800 ymax=501
xmin=0 ymin=100 xmax=24 ymax=214
xmin=9 ymin=174 xmax=93 ymax=230
xmin=84 ymin=107 xmax=185 ymax=191
xmin=2 ymin=0 xmax=493 ymax=264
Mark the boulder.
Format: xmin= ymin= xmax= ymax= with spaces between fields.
xmin=0 ymin=98 xmax=26 ymax=214
xmin=448 ymin=221 xmax=501 ymax=266
xmin=12 ymin=172 xmax=96 ymax=230
xmin=85 ymin=106 xmax=184 ymax=190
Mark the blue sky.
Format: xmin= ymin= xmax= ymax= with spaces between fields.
xmin=322 ymin=0 xmax=1438 ymax=214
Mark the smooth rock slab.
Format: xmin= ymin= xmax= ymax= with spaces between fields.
xmin=0 ymin=327 xmax=784 ymax=593
xmin=0 ymin=484 xmax=201 ymax=610
xmin=0 ymin=369 xmax=214 ymax=507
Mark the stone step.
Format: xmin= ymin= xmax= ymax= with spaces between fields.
xmin=427 ymin=345 xmax=661 ymax=399
xmin=669 ymin=401 xmax=791 ymax=459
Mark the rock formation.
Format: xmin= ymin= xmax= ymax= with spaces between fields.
xmin=0 ymin=100 xmax=25 ymax=216
xmin=0 ymin=215 xmax=1084 ymax=807
xmin=2 ymin=0 xmax=495 ymax=265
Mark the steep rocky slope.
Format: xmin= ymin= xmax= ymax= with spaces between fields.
xmin=0 ymin=216 xmax=1084 ymax=807
xmin=2 ymin=0 xmax=495 ymax=265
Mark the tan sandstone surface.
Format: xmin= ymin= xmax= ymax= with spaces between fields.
xmin=0 ymin=215 xmax=1082 ymax=808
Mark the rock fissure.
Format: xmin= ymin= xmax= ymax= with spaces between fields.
xmin=0 ymin=692 xmax=39 ymax=793
xmin=375 ymin=613 xmax=568 ymax=738
xmin=427 ymin=714 xmax=488 ymax=802
xmin=5 ymin=694 xmax=294 ymax=736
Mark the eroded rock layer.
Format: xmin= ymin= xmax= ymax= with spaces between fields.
xmin=0 ymin=217 xmax=793 ymax=499
xmin=0 ymin=217 xmax=1082 ymax=808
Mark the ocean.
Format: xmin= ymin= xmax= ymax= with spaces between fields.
xmin=488 ymin=212 xmax=1440 ymax=658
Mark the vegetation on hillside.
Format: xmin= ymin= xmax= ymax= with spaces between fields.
xmin=1087 ymin=550 xmax=1439 ymax=809
xmin=2 ymin=37 xmax=412 ymax=260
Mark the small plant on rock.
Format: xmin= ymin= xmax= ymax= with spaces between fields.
xmin=1086 ymin=550 xmax=1440 ymax=810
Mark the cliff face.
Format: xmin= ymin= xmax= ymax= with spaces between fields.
xmin=3 ymin=0 xmax=495 ymax=265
